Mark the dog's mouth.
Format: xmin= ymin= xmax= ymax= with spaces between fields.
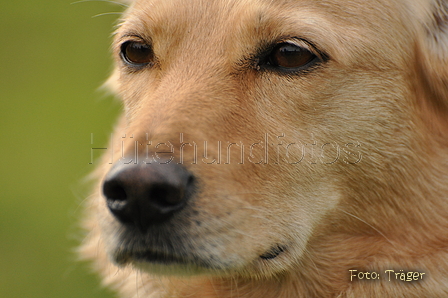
xmin=115 ymin=244 xmax=287 ymax=270
xmin=134 ymin=251 xmax=186 ymax=265
xmin=260 ymin=245 xmax=287 ymax=260
xmin=115 ymin=249 xmax=190 ymax=266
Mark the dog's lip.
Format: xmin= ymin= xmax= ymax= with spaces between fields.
xmin=136 ymin=250 xmax=187 ymax=265
xmin=115 ymin=249 xmax=189 ymax=266
xmin=260 ymin=245 xmax=287 ymax=260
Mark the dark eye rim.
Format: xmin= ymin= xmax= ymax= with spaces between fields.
xmin=257 ymin=39 xmax=327 ymax=74
xmin=119 ymin=40 xmax=154 ymax=69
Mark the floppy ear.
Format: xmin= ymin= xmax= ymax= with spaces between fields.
xmin=417 ymin=0 xmax=448 ymax=109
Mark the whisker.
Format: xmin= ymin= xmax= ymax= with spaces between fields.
xmin=341 ymin=210 xmax=395 ymax=247
xmin=71 ymin=0 xmax=129 ymax=7
xmin=135 ymin=270 xmax=140 ymax=298
xmin=229 ymin=192 xmax=265 ymax=196
xmin=92 ymin=12 xmax=123 ymax=18
xmin=209 ymin=275 xmax=220 ymax=297
xmin=302 ymin=246 xmax=321 ymax=279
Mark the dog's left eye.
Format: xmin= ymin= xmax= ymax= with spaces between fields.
xmin=264 ymin=42 xmax=318 ymax=70
xmin=120 ymin=41 xmax=154 ymax=67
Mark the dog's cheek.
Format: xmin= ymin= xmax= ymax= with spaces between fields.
xmin=420 ymin=0 xmax=448 ymax=71
xmin=414 ymin=0 xmax=448 ymax=112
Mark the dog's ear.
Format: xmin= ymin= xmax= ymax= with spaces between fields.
xmin=416 ymin=0 xmax=448 ymax=109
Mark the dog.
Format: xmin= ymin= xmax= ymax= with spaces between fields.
xmin=80 ymin=0 xmax=448 ymax=297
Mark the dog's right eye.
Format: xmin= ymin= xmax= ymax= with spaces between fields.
xmin=258 ymin=40 xmax=324 ymax=73
xmin=120 ymin=41 xmax=154 ymax=67
xmin=268 ymin=43 xmax=316 ymax=69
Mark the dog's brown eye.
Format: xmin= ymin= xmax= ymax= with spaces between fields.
xmin=121 ymin=41 xmax=153 ymax=66
xmin=268 ymin=42 xmax=316 ymax=69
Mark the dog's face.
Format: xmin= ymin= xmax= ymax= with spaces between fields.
xmin=90 ymin=0 xmax=448 ymax=282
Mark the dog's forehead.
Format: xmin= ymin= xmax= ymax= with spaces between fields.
xmin=118 ymin=0 xmax=412 ymax=67
xmin=126 ymin=0 xmax=404 ymax=30
xmin=126 ymin=0 xmax=275 ymax=38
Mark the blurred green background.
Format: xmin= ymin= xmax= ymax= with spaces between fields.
xmin=1 ymin=1 xmax=124 ymax=297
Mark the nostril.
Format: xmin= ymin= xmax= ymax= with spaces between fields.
xmin=103 ymin=181 xmax=127 ymax=201
xmin=149 ymin=185 xmax=177 ymax=206
xmin=148 ymin=174 xmax=195 ymax=208
xmin=107 ymin=199 xmax=127 ymax=211
xmin=187 ymin=175 xmax=194 ymax=188
xmin=103 ymin=181 xmax=128 ymax=211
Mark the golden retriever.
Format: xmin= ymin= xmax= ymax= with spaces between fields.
xmin=80 ymin=0 xmax=448 ymax=297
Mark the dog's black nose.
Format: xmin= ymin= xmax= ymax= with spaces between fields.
xmin=102 ymin=160 xmax=195 ymax=231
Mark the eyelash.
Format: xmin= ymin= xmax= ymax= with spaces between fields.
xmin=256 ymin=39 xmax=326 ymax=74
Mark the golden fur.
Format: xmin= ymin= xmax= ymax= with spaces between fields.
xmin=80 ymin=0 xmax=448 ymax=297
